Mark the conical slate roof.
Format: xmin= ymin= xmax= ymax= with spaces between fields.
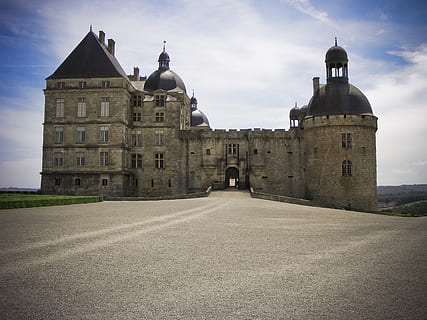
xmin=47 ymin=31 xmax=128 ymax=79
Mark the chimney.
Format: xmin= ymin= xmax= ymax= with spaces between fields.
xmin=313 ymin=77 xmax=320 ymax=94
xmin=107 ymin=39 xmax=115 ymax=56
xmin=133 ymin=67 xmax=140 ymax=80
xmin=98 ymin=30 xmax=105 ymax=44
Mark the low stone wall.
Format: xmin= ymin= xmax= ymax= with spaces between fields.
xmin=250 ymin=187 xmax=314 ymax=207
xmin=106 ymin=185 xmax=212 ymax=201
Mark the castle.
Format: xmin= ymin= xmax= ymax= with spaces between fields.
xmin=41 ymin=30 xmax=378 ymax=211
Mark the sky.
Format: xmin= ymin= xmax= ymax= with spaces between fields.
xmin=0 ymin=0 xmax=426 ymax=188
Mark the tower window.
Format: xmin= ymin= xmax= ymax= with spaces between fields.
xmin=76 ymin=127 xmax=86 ymax=143
xmin=100 ymin=152 xmax=109 ymax=166
xmin=228 ymin=143 xmax=237 ymax=155
xmin=342 ymin=133 xmax=352 ymax=148
xmin=56 ymin=98 xmax=64 ymax=118
xmin=133 ymin=112 xmax=142 ymax=122
xmin=78 ymin=81 xmax=86 ymax=88
xmin=342 ymin=160 xmax=352 ymax=177
xmin=154 ymin=130 xmax=165 ymax=145
xmin=55 ymin=126 xmax=64 ymax=144
xmin=56 ymin=82 xmax=65 ymax=89
xmin=155 ymin=95 xmax=166 ymax=107
xmin=100 ymin=126 xmax=109 ymax=143
xmin=132 ymin=95 xmax=142 ymax=107
xmin=77 ymin=98 xmax=86 ymax=117
xmin=101 ymin=81 xmax=110 ymax=88
xmin=100 ymin=97 xmax=109 ymax=117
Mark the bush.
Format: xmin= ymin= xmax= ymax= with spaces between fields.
xmin=0 ymin=194 xmax=103 ymax=209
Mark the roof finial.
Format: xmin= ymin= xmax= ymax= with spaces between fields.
xmin=90 ymin=24 xmax=93 ymax=32
xmin=192 ymin=89 xmax=195 ymax=97
xmin=335 ymin=37 xmax=337 ymax=46
xmin=294 ymin=101 xmax=297 ymax=108
xmin=163 ymin=40 xmax=166 ymax=52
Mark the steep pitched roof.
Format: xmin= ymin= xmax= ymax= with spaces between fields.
xmin=47 ymin=31 xmax=128 ymax=80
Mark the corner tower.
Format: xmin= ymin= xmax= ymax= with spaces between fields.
xmin=303 ymin=40 xmax=378 ymax=211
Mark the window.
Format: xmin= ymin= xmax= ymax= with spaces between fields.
xmin=76 ymin=153 xmax=85 ymax=166
xmin=55 ymin=178 xmax=61 ymax=186
xmin=155 ymin=95 xmax=166 ymax=107
xmin=100 ymin=126 xmax=109 ymax=143
xmin=133 ymin=112 xmax=142 ymax=122
xmin=100 ymin=152 xmax=109 ymax=166
xmin=101 ymin=178 xmax=108 ymax=186
xmin=56 ymin=82 xmax=65 ymax=89
xmin=342 ymin=133 xmax=352 ymax=148
xmin=56 ymin=98 xmax=64 ymax=118
xmin=342 ymin=160 xmax=352 ymax=177
xmin=206 ymin=149 xmax=211 ymax=155
xmin=131 ymin=134 xmax=142 ymax=147
xmin=54 ymin=152 xmax=64 ymax=167
xmin=155 ymin=112 xmax=165 ymax=122
xmin=254 ymin=149 xmax=258 ymax=155
xmin=101 ymin=97 xmax=109 ymax=117
xmin=78 ymin=81 xmax=86 ymax=88
xmin=77 ymin=98 xmax=86 ymax=117
xmin=132 ymin=95 xmax=142 ymax=107
xmin=228 ymin=143 xmax=237 ymax=155
xmin=74 ymin=178 xmax=81 ymax=186
xmin=101 ymin=80 xmax=110 ymax=88
xmin=155 ymin=153 xmax=164 ymax=169
xmin=76 ymin=127 xmax=86 ymax=143
xmin=55 ymin=126 xmax=64 ymax=144
xmin=154 ymin=130 xmax=165 ymax=145
xmin=131 ymin=153 xmax=143 ymax=168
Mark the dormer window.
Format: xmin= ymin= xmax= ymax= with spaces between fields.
xmin=155 ymin=95 xmax=166 ymax=107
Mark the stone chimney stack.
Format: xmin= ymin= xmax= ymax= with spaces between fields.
xmin=107 ymin=39 xmax=115 ymax=56
xmin=133 ymin=67 xmax=140 ymax=80
xmin=313 ymin=77 xmax=320 ymax=94
xmin=98 ymin=30 xmax=105 ymax=44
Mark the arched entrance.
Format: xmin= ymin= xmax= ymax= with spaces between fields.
xmin=225 ymin=167 xmax=239 ymax=188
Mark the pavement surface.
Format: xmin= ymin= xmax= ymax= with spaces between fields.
xmin=0 ymin=191 xmax=426 ymax=319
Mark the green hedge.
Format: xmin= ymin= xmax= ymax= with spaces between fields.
xmin=0 ymin=194 xmax=103 ymax=209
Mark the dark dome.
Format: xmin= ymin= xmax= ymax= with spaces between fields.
xmin=190 ymin=95 xmax=198 ymax=106
xmin=307 ymin=80 xmax=373 ymax=116
xmin=144 ymin=69 xmax=187 ymax=92
xmin=158 ymin=51 xmax=170 ymax=63
xmin=191 ymin=109 xmax=210 ymax=127
xmin=325 ymin=45 xmax=348 ymax=62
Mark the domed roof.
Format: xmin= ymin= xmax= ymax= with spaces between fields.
xmin=325 ymin=39 xmax=348 ymax=63
xmin=191 ymin=109 xmax=210 ymax=127
xmin=144 ymin=68 xmax=186 ymax=92
xmin=144 ymin=45 xmax=187 ymax=93
xmin=307 ymin=80 xmax=373 ymax=116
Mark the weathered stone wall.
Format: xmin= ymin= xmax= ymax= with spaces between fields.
xmin=303 ymin=114 xmax=378 ymax=211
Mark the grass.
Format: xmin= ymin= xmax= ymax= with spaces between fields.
xmin=0 ymin=193 xmax=103 ymax=210
xmin=380 ymin=200 xmax=427 ymax=217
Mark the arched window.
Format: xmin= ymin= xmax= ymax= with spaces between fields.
xmin=342 ymin=160 xmax=352 ymax=177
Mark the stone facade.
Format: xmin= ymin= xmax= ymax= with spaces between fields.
xmin=41 ymin=30 xmax=378 ymax=211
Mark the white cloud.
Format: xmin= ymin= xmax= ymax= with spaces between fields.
xmin=282 ymin=0 xmax=332 ymax=24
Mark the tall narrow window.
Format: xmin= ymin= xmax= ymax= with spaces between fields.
xmin=342 ymin=133 xmax=352 ymax=148
xmin=131 ymin=153 xmax=143 ymax=168
xmin=54 ymin=152 xmax=64 ymax=167
xmin=155 ymin=153 xmax=164 ymax=169
xmin=132 ymin=95 xmax=142 ymax=107
xmin=100 ymin=152 xmax=109 ymax=166
xmin=155 ymin=95 xmax=166 ymax=107
xmin=154 ymin=130 xmax=165 ymax=145
xmin=228 ymin=143 xmax=237 ymax=154
xmin=131 ymin=134 xmax=142 ymax=146
xmin=55 ymin=126 xmax=64 ymax=144
xmin=342 ymin=160 xmax=352 ymax=177
xmin=100 ymin=126 xmax=109 ymax=143
xmin=76 ymin=127 xmax=86 ymax=143
xmin=56 ymin=98 xmax=64 ymax=118
xmin=155 ymin=112 xmax=165 ymax=122
xmin=77 ymin=98 xmax=86 ymax=117
xmin=100 ymin=97 xmax=109 ymax=117
xmin=76 ymin=153 xmax=85 ymax=166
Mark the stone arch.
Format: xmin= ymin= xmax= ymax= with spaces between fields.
xmin=225 ymin=167 xmax=239 ymax=188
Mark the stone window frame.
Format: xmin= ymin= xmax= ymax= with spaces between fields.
xmin=131 ymin=133 xmax=142 ymax=147
xmin=54 ymin=152 xmax=64 ymax=167
xmin=56 ymin=98 xmax=64 ymax=118
xmin=101 ymin=80 xmax=110 ymax=88
xmin=154 ymin=152 xmax=164 ymax=169
xmin=131 ymin=153 xmax=143 ymax=168
xmin=154 ymin=130 xmax=165 ymax=145
xmin=342 ymin=160 xmax=352 ymax=177
xmin=132 ymin=95 xmax=142 ymax=107
xmin=155 ymin=112 xmax=165 ymax=122
xmin=100 ymin=97 xmax=110 ymax=117
xmin=133 ymin=112 xmax=142 ymax=122
xmin=77 ymin=98 xmax=87 ymax=117
xmin=99 ymin=126 xmax=109 ymax=143
xmin=228 ymin=143 xmax=237 ymax=155
xmin=100 ymin=152 xmax=109 ymax=167
xmin=76 ymin=126 xmax=86 ymax=144
xmin=78 ymin=81 xmax=87 ymax=89
xmin=342 ymin=133 xmax=352 ymax=149
xmin=54 ymin=126 xmax=64 ymax=144
xmin=155 ymin=95 xmax=166 ymax=107
xmin=76 ymin=153 xmax=85 ymax=166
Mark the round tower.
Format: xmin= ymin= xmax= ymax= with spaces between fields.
xmin=303 ymin=40 xmax=378 ymax=211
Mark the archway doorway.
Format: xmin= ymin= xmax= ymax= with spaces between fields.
xmin=225 ymin=167 xmax=239 ymax=188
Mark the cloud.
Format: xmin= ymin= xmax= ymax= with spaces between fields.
xmin=282 ymin=0 xmax=332 ymax=24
